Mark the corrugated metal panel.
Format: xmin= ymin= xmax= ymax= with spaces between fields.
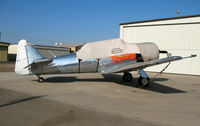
xmin=34 ymin=46 xmax=70 ymax=58
xmin=36 ymin=48 xmax=70 ymax=58
xmin=123 ymin=24 xmax=200 ymax=49
xmin=0 ymin=47 xmax=8 ymax=62
xmin=120 ymin=17 xmax=200 ymax=75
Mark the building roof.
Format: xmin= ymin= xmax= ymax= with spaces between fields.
xmin=33 ymin=44 xmax=70 ymax=50
xmin=0 ymin=42 xmax=10 ymax=46
xmin=120 ymin=14 xmax=200 ymax=25
xmin=55 ymin=42 xmax=86 ymax=47
xmin=0 ymin=41 xmax=10 ymax=44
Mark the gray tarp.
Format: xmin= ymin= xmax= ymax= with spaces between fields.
xmin=77 ymin=38 xmax=159 ymax=61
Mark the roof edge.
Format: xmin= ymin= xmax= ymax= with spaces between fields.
xmin=120 ymin=14 xmax=200 ymax=25
xmin=0 ymin=42 xmax=10 ymax=45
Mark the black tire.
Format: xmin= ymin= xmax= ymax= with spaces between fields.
xmin=38 ymin=77 xmax=45 ymax=82
xmin=123 ymin=72 xmax=133 ymax=82
xmin=137 ymin=76 xmax=150 ymax=87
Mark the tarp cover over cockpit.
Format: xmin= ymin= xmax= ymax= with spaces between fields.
xmin=76 ymin=38 xmax=159 ymax=61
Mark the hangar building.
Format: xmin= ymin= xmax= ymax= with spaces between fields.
xmin=8 ymin=43 xmax=70 ymax=61
xmin=55 ymin=42 xmax=85 ymax=52
xmin=120 ymin=14 xmax=200 ymax=75
xmin=0 ymin=42 xmax=10 ymax=62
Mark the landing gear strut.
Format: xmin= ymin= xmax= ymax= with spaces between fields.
xmin=123 ymin=72 xmax=133 ymax=82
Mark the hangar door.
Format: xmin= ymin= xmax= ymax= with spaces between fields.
xmin=121 ymin=23 xmax=200 ymax=75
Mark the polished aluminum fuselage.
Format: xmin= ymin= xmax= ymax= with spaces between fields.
xmin=31 ymin=53 xmax=137 ymax=75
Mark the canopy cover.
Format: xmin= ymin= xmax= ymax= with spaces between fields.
xmin=76 ymin=38 xmax=159 ymax=61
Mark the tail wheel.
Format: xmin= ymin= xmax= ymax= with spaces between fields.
xmin=38 ymin=77 xmax=45 ymax=82
xmin=137 ymin=76 xmax=150 ymax=87
xmin=123 ymin=72 xmax=133 ymax=82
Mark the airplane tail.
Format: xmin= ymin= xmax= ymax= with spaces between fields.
xmin=15 ymin=39 xmax=44 ymax=75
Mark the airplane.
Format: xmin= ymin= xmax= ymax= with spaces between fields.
xmin=15 ymin=38 xmax=196 ymax=87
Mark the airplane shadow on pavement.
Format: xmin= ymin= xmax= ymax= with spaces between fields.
xmin=0 ymin=95 xmax=45 ymax=108
xmin=102 ymin=74 xmax=186 ymax=94
xmin=39 ymin=73 xmax=186 ymax=94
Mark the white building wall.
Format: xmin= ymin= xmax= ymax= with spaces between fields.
xmin=8 ymin=44 xmax=18 ymax=54
xmin=120 ymin=16 xmax=200 ymax=75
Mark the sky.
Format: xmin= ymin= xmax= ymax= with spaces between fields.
xmin=0 ymin=0 xmax=200 ymax=45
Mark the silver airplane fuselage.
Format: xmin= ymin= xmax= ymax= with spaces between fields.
xmin=32 ymin=53 xmax=138 ymax=75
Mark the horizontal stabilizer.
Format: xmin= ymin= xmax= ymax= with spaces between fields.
xmin=24 ymin=59 xmax=52 ymax=68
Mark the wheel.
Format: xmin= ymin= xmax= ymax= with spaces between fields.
xmin=137 ymin=76 xmax=150 ymax=87
xmin=123 ymin=72 xmax=133 ymax=82
xmin=38 ymin=77 xmax=45 ymax=82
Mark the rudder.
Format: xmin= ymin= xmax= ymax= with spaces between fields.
xmin=15 ymin=39 xmax=30 ymax=75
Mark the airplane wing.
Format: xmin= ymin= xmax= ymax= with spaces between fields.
xmin=99 ymin=55 xmax=196 ymax=74
xmin=110 ymin=56 xmax=182 ymax=73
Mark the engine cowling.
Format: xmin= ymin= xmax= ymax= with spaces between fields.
xmin=137 ymin=42 xmax=160 ymax=61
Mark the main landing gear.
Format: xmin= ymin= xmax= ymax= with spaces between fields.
xmin=137 ymin=69 xmax=150 ymax=87
xmin=122 ymin=70 xmax=150 ymax=87
xmin=123 ymin=72 xmax=133 ymax=82
xmin=137 ymin=75 xmax=150 ymax=87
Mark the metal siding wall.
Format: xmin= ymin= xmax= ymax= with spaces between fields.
xmin=36 ymin=48 xmax=69 ymax=58
xmin=120 ymin=18 xmax=200 ymax=75
xmin=0 ymin=47 xmax=8 ymax=62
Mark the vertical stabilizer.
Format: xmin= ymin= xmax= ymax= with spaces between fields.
xmin=15 ymin=39 xmax=45 ymax=75
xmin=15 ymin=39 xmax=30 ymax=75
xmin=26 ymin=45 xmax=44 ymax=64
